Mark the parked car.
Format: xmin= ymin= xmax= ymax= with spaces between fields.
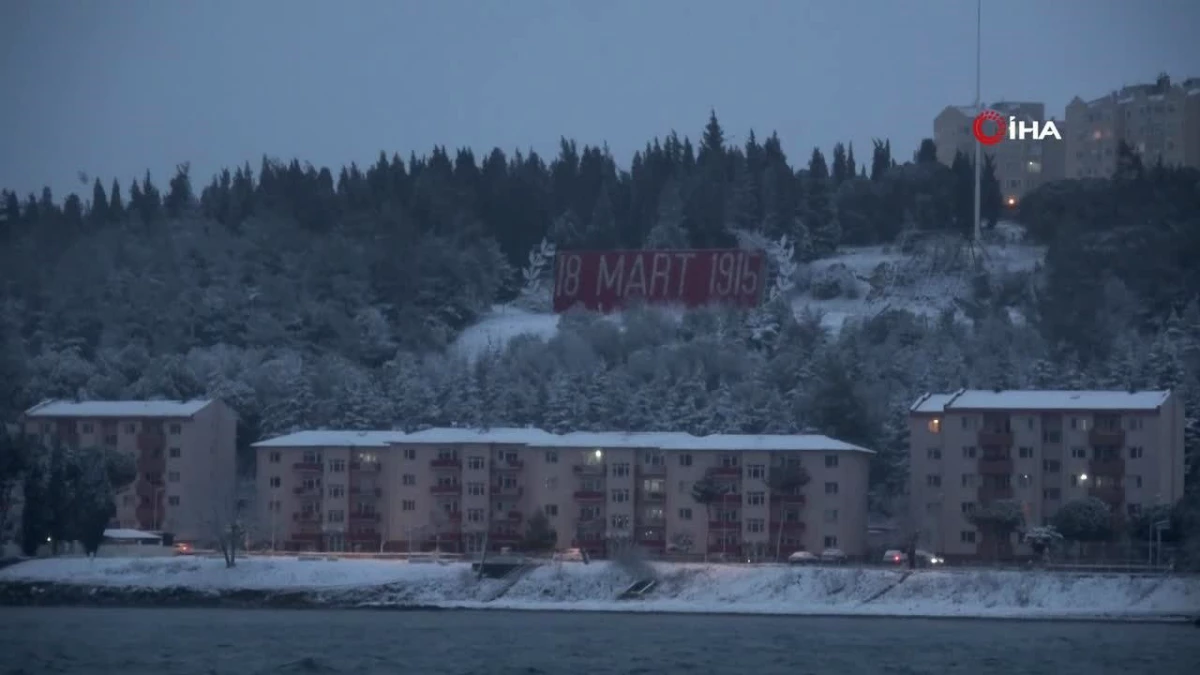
xmin=883 ymin=549 xmax=944 ymax=566
xmin=787 ymin=551 xmax=819 ymax=565
xmin=883 ymin=549 xmax=906 ymax=564
xmin=819 ymin=548 xmax=847 ymax=564
xmin=173 ymin=542 xmax=193 ymax=556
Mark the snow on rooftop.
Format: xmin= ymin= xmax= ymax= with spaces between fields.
xmin=255 ymin=427 xmax=873 ymax=454
xmin=913 ymin=390 xmax=1171 ymax=413
xmin=252 ymin=430 xmax=409 ymax=448
xmin=103 ymin=528 xmax=162 ymax=541
xmin=24 ymin=399 xmax=213 ymax=418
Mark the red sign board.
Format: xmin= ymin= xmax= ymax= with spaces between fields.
xmin=552 ymin=249 xmax=766 ymax=313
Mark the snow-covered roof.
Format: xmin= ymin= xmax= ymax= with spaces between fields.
xmin=254 ymin=427 xmax=873 ymax=454
xmin=103 ymin=528 xmax=162 ymax=541
xmin=912 ymin=390 xmax=1171 ymax=413
xmin=24 ymin=399 xmax=213 ymax=418
xmin=252 ymin=430 xmax=409 ymax=448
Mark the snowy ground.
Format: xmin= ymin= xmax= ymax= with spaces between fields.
xmin=452 ymin=225 xmax=1046 ymax=357
xmin=2 ymin=556 xmax=1195 ymax=620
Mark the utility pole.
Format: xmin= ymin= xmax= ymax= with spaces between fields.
xmin=973 ymin=0 xmax=983 ymax=245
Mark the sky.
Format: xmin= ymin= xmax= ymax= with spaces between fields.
xmin=1 ymin=0 xmax=1197 ymax=199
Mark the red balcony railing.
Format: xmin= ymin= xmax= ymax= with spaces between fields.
xmin=350 ymin=486 xmax=382 ymax=498
xmin=292 ymin=486 xmax=321 ymax=497
xmin=293 ymin=461 xmax=323 ymax=471
xmin=573 ymin=464 xmax=606 ymax=475
xmin=707 ymin=466 xmax=741 ymax=478
xmin=718 ymin=492 xmax=742 ymax=503
xmin=1089 ymin=428 xmax=1126 ymax=446
xmin=507 ymin=510 xmax=523 ymax=522
xmin=492 ymin=486 xmax=524 ymax=498
xmin=431 ymin=458 xmax=461 ymax=469
xmin=638 ymin=464 xmax=666 ymax=476
xmin=1089 ymin=458 xmax=1126 ymax=477
xmin=977 ymin=457 xmax=1014 ymax=474
xmin=496 ymin=460 xmax=524 ymax=471
xmin=350 ymin=461 xmax=382 ymax=472
xmin=349 ymin=512 xmax=381 ymax=523
xmin=430 ymin=484 xmax=462 ymax=495
xmin=292 ymin=512 xmax=321 ymax=523
xmin=641 ymin=491 xmax=666 ymax=502
xmin=708 ymin=520 xmax=740 ymax=531
xmin=977 ymin=485 xmax=1014 ymax=502
xmin=773 ymin=493 xmax=807 ymax=505
xmin=977 ymin=430 xmax=1013 ymax=447
xmin=770 ymin=520 xmax=806 ymax=533
xmin=574 ymin=490 xmax=605 ymax=500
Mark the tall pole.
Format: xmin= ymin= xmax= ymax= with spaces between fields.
xmin=973 ymin=0 xmax=982 ymax=244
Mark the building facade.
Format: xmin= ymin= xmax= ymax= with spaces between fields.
xmin=253 ymin=428 xmax=873 ymax=558
xmin=908 ymin=389 xmax=1186 ymax=560
xmin=1064 ymin=74 xmax=1200 ymax=179
xmin=933 ymin=101 xmax=1066 ymax=207
xmin=21 ymin=399 xmax=239 ymax=541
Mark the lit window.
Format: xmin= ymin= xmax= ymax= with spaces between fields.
xmin=927 ymin=418 xmax=941 ymax=434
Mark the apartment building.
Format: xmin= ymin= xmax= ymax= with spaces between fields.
xmin=253 ymin=427 xmax=873 ymax=558
xmin=1064 ymin=74 xmax=1200 ymax=179
xmin=908 ymin=389 xmax=1185 ymax=560
xmin=21 ymin=399 xmax=239 ymax=541
xmin=933 ymin=101 xmax=1067 ymax=206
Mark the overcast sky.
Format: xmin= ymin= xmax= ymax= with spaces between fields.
xmin=1 ymin=0 xmax=1196 ymax=198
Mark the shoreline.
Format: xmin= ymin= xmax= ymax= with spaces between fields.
xmin=2 ymin=581 xmax=1193 ymax=624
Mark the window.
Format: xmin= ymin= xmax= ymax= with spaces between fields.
xmin=926 ymin=448 xmax=941 ymax=460
xmin=468 ymin=483 xmax=485 ymax=496
xmin=824 ymin=455 xmax=839 ymax=468
xmin=823 ymin=509 xmax=838 ymax=523
xmin=327 ymin=510 xmax=345 ymax=523
xmin=1018 ymin=447 xmax=1034 ymax=459
xmin=960 ymin=531 xmax=976 ymax=544
xmin=103 ymin=434 xmax=118 ymax=446
xmin=1132 ymin=475 xmax=1143 ymax=488
xmin=168 ymin=496 xmax=180 ymax=506
xmin=402 ymin=474 xmax=416 ymax=485
xmin=926 ymin=474 xmax=941 ymax=488
xmin=960 ymin=416 xmax=973 ymax=430
xmin=1127 ymin=418 xmax=1144 ymax=431
xmin=645 ymin=452 xmax=664 ymax=467
xmin=401 ymin=500 xmax=416 ymax=511
xmin=962 ymin=446 xmax=977 ymax=459
xmin=403 ymin=448 xmax=416 ymax=460
xmin=268 ymin=451 xmax=281 ymax=463
xmin=1070 ymin=417 xmax=1090 ymax=431
xmin=1043 ymin=430 xmax=1062 ymax=444
xmin=1026 ymin=417 xmax=1035 ymax=430
xmin=1070 ymin=447 xmax=1086 ymax=459
xmin=1043 ymin=460 xmax=1061 ymax=473
xmin=1129 ymin=446 xmax=1144 ymax=459
xmin=269 ymin=476 xmax=281 ymax=488
xmin=612 ymin=463 xmax=630 ymax=477
xmin=544 ymin=504 xmax=558 ymax=517
xmin=124 ymin=423 xmax=136 ymax=434
xmin=720 ymin=454 xmax=740 ymax=468
xmin=1017 ymin=474 xmax=1033 ymax=488
xmin=167 ymin=471 xmax=180 ymax=483
xmin=927 ymin=418 xmax=941 ymax=433
xmin=961 ymin=474 xmax=977 ymax=488
xmin=961 ymin=502 xmax=976 ymax=514
xmin=823 ymin=536 xmax=838 ymax=548
xmin=1070 ymin=474 xmax=1084 ymax=487
xmin=824 ymin=482 xmax=839 ymax=495
xmin=746 ymin=464 xmax=765 ymax=479
xmin=611 ymin=514 xmax=630 ymax=529
xmin=544 ymin=477 xmax=558 ymax=489
xmin=328 ymin=485 xmax=345 ymax=498
xmin=80 ymin=423 xmax=93 ymax=433
xmin=169 ymin=423 xmax=182 ymax=435
xmin=678 ymin=508 xmax=693 ymax=520
xmin=329 ymin=459 xmax=346 ymax=472
xmin=679 ymin=454 xmax=693 ymax=467
xmin=467 ymin=509 xmax=484 ymax=523
xmin=747 ymin=491 xmax=765 ymax=506
xmin=467 ymin=456 xmax=485 ymax=470
xmin=545 ymin=450 xmax=558 ymax=463
xmin=611 ymin=489 xmax=630 ymax=503
xmin=167 ymin=447 xmax=180 ymax=459
xmin=747 ymin=518 xmax=765 ymax=533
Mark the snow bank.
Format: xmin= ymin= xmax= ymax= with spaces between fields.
xmin=452 ymin=305 xmax=562 ymax=360
xmin=3 ymin=557 xmax=1196 ymax=620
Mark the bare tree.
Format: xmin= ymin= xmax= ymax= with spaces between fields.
xmin=196 ymin=479 xmax=254 ymax=568
xmin=766 ymin=463 xmax=811 ymax=561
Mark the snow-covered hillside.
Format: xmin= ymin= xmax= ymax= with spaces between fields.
xmin=2 ymin=556 xmax=1194 ymax=620
xmin=453 ymin=224 xmax=1045 ymax=358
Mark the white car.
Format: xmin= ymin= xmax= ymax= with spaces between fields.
xmin=787 ymin=551 xmax=819 ymax=565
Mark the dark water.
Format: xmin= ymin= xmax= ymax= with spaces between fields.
xmin=0 ymin=608 xmax=1197 ymax=675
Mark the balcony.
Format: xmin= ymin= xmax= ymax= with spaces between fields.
xmin=430 ymin=483 xmax=462 ymax=496
xmin=430 ymin=458 xmax=461 ymax=469
xmin=977 ymin=430 xmax=1013 ymax=447
xmin=495 ymin=460 xmax=524 ymax=471
xmin=350 ymin=486 xmax=382 ymax=498
xmin=770 ymin=520 xmax=806 ymax=533
xmin=349 ymin=512 xmax=381 ymax=523
xmin=492 ymin=485 xmax=524 ymax=498
xmin=293 ymin=461 xmax=323 ymax=472
xmin=506 ymin=510 xmax=523 ymax=522
xmin=351 ymin=461 xmax=382 ymax=472
xmin=292 ymin=486 xmax=321 ymax=498
xmin=292 ymin=512 xmax=321 ymax=523
xmin=1089 ymin=458 xmax=1125 ymax=477
xmin=707 ymin=466 xmax=741 ymax=478
xmin=641 ymin=491 xmax=666 ymax=502
xmin=573 ymin=463 xmax=606 ymax=476
xmin=638 ymin=463 xmax=666 ymax=476
xmin=708 ymin=520 xmax=740 ymax=531
xmin=136 ymin=457 xmax=165 ymax=474
xmin=1089 ymin=428 xmax=1125 ymax=446
xmin=574 ymin=490 xmax=605 ymax=501
xmin=135 ymin=481 xmax=164 ymax=499
xmin=977 ymin=485 xmax=1014 ymax=502
xmin=773 ymin=493 xmax=807 ymax=506
xmin=1088 ymin=485 xmax=1125 ymax=505
xmin=137 ymin=432 xmax=165 ymax=453
xmin=638 ymin=518 xmax=666 ymax=529
xmin=718 ymin=492 xmax=742 ymax=503
xmin=977 ymin=457 xmax=1014 ymax=474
